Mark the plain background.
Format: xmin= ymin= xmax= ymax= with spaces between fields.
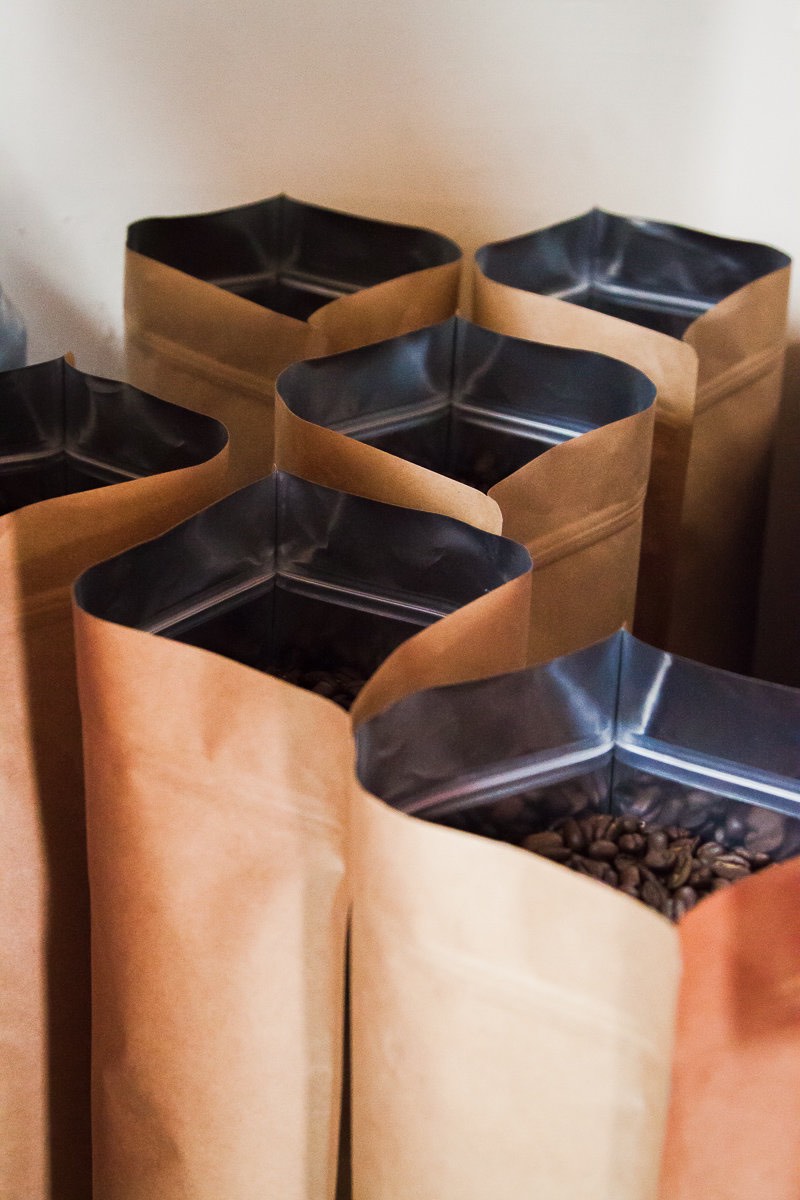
xmin=1 ymin=0 xmax=799 ymax=674
xmin=1 ymin=0 xmax=798 ymax=370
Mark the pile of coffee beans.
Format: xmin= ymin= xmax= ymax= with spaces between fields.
xmin=521 ymin=811 xmax=773 ymax=919
xmin=438 ymin=800 xmax=774 ymax=920
xmin=273 ymin=664 xmax=366 ymax=711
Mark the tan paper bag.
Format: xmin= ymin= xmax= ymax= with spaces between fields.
xmin=659 ymin=858 xmax=800 ymax=1200
xmin=474 ymin=209 xmax=791 ymax=671
xmin=0 ymin=358 xmax=228 ymax=1200
xmin=349 ymin=792 xmax=679 ymax=1200
xmin=276 ymin=316 xmax=656 ymax=664
xmin=72 ymin=471 xmax=531 ymax=1200
xmin=125 ymin=195 xmax=462 ymax=489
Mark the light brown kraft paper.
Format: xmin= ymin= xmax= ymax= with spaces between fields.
xmin=659 ymin=858 xmax=800 ymax=1199
xmin=126 ymin=248 xmax=461 ymax=491
xmin=276 ymin=392 xmax=652 ymax=666
xmin=74 ymin=554 xmax=530 ymax=1199
xmin=0 ymin=448 xmax=228 ymax=1200
xmin=274 ymin=392 xmax=503 ymax=535
xmin=676 ymin=266 xmax=791 ymax=670
xmin=75 ymin=614 xmax=352 ymax=1200
xmin=474 ymin=264 xmax=792 ymax=671
xmin=472 ymin=269 xmax=697 ymax=653
xmin=350 ymin=791 xmax=680 ymax=1200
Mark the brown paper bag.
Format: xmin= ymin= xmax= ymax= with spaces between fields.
xmin=349 ymin=791 xmax=679 ymax=1200
xmin=72 ymin=472 xmax=531 ymax=1200
xmin=0 ymin=358 xmax=228 ymax=1200
xmin=352 ymin=629 xmax=800 ymax=1197
xmin=659 ymin=859 xmax=800 ymax=1199
xmin=125 ymin=195 xmax=462 ymax=489
xmin=276 ymin=316 xmax=656 ymax=665
xmin=474 ymin=209 xmax=791 ymax=671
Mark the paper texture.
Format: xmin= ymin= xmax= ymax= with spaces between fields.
xmin=72 ymin=476 xmax=531 ymax=1200
xmin=474 ymin=237 xmax=790 ymax=671
xmin=659 ymin=859 xmax=800 ymax=1199
xmin=0 ymin=376 xmax=228 ymax=1200
xmin=350 ymin=790 xmax=680 ymax=1200
xmin=125 ymin=202 xmax=461 ymax=491
xmin=472 ymin=268 xmax=697 ymax=653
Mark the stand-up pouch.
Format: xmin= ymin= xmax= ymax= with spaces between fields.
xmin=474 ymin=209 xmax=791 ymax=671
xmin=125 ymin=195 xmax=462 ymax=488
xmin=276 ymin=316 xmax=655 ymax=663
xmin=354 ymin=631 xmax=800 ymax=1197
xmin=0 ymin=359 xmax=228 ymax=1200
xmin=72 ymin=472 xmax=531 ymax=1200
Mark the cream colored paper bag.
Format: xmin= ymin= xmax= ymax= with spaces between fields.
xmin=73 ymin=472 xmax=531 ymax=1200
xmin=349 ymin=791 xmax=679 ymax=1200
xmin=474 ymin=209 xmax=790 ymax=671
xmin=0 ymin=359 xmax=228 ymax=1200
xmin=276 ymin=317 xmax=656 ymax=664
xmin=126 ymin=195 xmax=461 ymax=488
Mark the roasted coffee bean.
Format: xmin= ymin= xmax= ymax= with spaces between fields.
xmin=562 ymin=818 xmax=585 ymax=851
xmin=588 ymin=839 xmax=618 ymax=861
xmin=522 ymin=831 xmax=570 ymax=862
xmin=668 ymin=852 xmax=693 ymax=890
xmin=712 ymin=855 xmax=751 ymax=882
xmin=437 ymin=788 xmax=778 ymax=922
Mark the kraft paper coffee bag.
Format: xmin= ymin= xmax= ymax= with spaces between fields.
xmin=0 ymin=358 xmax=227 ymax=1200
xmin=474 ymin=209 xmax=791 ymax=671
xmin=73 ymin=472 xmax=531 ymax=1200
xmin=276 ymin=316 xmax=655 ymax=663
xmin=126 ymin=195 xmax=462 ymax=488
xmin=353 ymin=631 xmax=800 ymax=1197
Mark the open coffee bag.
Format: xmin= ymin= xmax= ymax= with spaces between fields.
xmin=354 ymin=631 xmax=800 ymax=1197
xmin=125 ymin=195 xmax=462 ymax=488
xmin=0 ymin=358 xmax=228 ymax=1200
xmin=276 ymin=316 xmax=655 ymax=663
xmin=73 ymin=472 xmax=531 ymax=1200
xmin=474 ymin=210 xmax=791 ymax=671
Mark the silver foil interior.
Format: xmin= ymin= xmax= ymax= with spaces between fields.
xmin=74 ymin=471 xmax=531 ymax=684
xmin=127 ymin=194 xmax=461 ymax=321
xmin=0 ymin=358 xmax=227 ymax=516
xmin=279 ymin=316 xmax=655 ymax=492
xmin=477 ymin=209 xmax=791 ymax=338
xmin=357 ymin=631 xmax=800 ymax=859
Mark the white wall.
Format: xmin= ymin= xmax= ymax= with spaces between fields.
xmin=2 ymin=0 xmax=799 ymax=375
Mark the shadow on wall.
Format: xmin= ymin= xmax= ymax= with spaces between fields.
xmin=0 ymin=173 xmax=120 ymax=377
xmin=754 ymin=335 xmax=800 ymax=686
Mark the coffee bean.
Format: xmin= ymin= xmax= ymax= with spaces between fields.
xmin=588 ymin=839 xmax=618 ymax=861
xmin=437 ymin=789 xmax=778 ymax=922
xmin=712 ymin=855 xmax=751 ymax=881
xmin=523 ymin=831 xmax=570 ymax=862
